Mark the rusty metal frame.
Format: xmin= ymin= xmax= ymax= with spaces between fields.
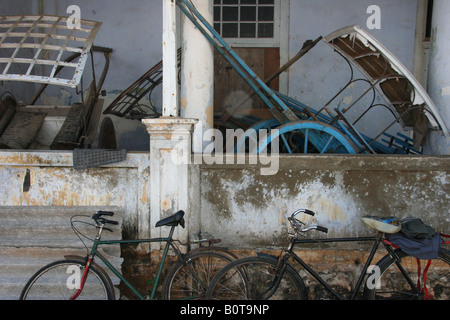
xmin=0 ymin=15 xmax=101 ymax=88
xmin=323 ymin=25 xmax=449 ymax=137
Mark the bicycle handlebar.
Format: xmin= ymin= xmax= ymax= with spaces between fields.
xmin=97 ymin=217 xmax=119 ymax=225
xmin=292 ymin=209 xmax=315 ymax=217
xmin=92 ymin=211 xmax=119 ymax=229
xmin=315 ymin=226 xmax=328 ymax=233
xmin=289 ymin=209 xmax=328 ymax=234
xmin=95 ymin=210 xmax=114 ymax=217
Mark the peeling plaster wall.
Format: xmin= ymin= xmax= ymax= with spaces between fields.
xmin=198 ymin=155 xmax=449 ymax=249
xmin=0 ymin=151 xmax=149 ymax=217
xmin=425 ymin=0 xmax=450 ymax=154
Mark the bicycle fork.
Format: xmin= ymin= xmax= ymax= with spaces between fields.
xmin=255 ymin=254 xmax=291 ymax=300
xmin=68 ymin=225 xmax=119 ymax=300
xmin=69 ymin=256 xmax=94 ymax=300
xmin=69 ymin=225 xmax=105 ymax=300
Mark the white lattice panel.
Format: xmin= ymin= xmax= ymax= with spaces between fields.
xmin=0 ymin=15 xmax=101 ymax=87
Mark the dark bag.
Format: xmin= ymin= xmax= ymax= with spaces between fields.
xmin=400 ymin=217 xmax=435 ymax=240
xmin=385 ymin=217 xmax=439 ymax=260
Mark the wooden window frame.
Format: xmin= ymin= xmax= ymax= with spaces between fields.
xmin=213 ymin=0 xmax=286 ymax=48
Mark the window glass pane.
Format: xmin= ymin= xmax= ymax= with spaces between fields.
xmin=258 ymin=23 xmax=273 ymax=38
xmin=258 ymin=7 xmax=274 ymax=21
xmin=223 ymin=6 xmax=239 ymax=21
xmin=214 ymin=23 xmax=221 ymax=34
xmin=214 ymin=7 xmax=221 ymax=21
xmin=213 ymin=0 xmax=277 ymax=40
xmin=240 ymin=6 xmax=256 ymax=21
xmin=223 ymin=23 xmax=238 ymax=37
xmin=240 ymin=23 xmax=256 ymax=38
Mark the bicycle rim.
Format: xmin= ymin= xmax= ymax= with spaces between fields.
xmin=163 ymin=251 xmax=234 ymax=300
xmin=364 ymin=249 xmax=450 ymax=300
xmin=205 ymin=256 xmax=307 ymax=300
xmin=20 ymin=260 xmax=113 ymax=300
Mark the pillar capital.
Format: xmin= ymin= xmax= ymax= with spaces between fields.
xmin=142 ymin=117 xmax=198 ymax=135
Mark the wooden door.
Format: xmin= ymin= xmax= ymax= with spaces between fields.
xmin=214 ymin=47 xmax=279 ymax=124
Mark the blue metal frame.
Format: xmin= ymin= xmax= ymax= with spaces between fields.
xmin=258 ymin=120 xmax=358 ymax=154
xmin=177 ymin=0 xmax=421 ymax=155
xmin=176 ymin=0 xmax=298 ymax=124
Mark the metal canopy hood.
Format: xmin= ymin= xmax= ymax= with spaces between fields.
xmin=0 ymin=15 xmax=101 ymax=88
xmin=323 ymin=25 xmax=449 ymax=138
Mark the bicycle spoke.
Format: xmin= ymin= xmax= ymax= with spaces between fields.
xmin=206 ymin=256 xmax=306 ymax=300
xmin=163 ymin=251 xmax=234 ymax=300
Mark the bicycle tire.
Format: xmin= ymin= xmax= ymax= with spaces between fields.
xmin=363 ymin=248 xmax=450 ymax=300
xmin=162 ymin=250 xmax=234 ymax=300
xmin=205 ymin=255 xmax=308 ymax=300
xmin=20 ymin=259 xmax=115 ymax=300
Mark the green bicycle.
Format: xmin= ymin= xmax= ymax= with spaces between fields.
xmin=20 ymin=210 xmax=236 ymax=300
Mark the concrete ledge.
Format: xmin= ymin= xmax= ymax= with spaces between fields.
xmin=197 ymin=154 xmax=450 ymax=171
xmin=0 ymin=150 xmax=149 ymax=168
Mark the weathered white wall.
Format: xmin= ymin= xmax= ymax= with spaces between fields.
xmin=425 ymin=0 xmax=450 ymax=155
xmin=180 ymin=0 xmax=215 ymax=152
xmin=197 ymin=155 xmax=450 ymax=249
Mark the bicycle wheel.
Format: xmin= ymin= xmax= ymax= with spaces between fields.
xmin=364 ymin=248 xmax=450 ymax=300
xmin=205 ymin=255 xmax=307 ymax=300
xmin=20 ymin=259 xmax=115 ymax=300
xmin=162 ymin=251 xmax=234 ymax=300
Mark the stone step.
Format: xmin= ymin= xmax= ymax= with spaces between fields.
xmin=0 ymin=246 xmax=122 ymax=300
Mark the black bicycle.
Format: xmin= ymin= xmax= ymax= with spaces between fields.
xmin=205 ymin=209 xmax=449 ymax=300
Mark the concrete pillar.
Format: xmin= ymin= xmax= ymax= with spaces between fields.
xmin=162 ymin=0 xmax=179 ymax=117
xmin=142 ymin=117 xmax=197 ymax=250
xmin=425 ymin=0 xmax=450 ymax=154
xmin=141 ymin=1 xmax=199 ymax=250
xmin=180 ymin=0 xmax=214 ymax=152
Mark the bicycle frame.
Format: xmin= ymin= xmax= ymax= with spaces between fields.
xmin=73 ymin=224 xmax=182 ymax=300
xmin=281 ymin=232 xmax=419 ymax=300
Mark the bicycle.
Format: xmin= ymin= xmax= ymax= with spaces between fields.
xmin=20 ymin=210 xmax=236 ymax=300
xmin=205 ymin=209 xmax=450 ymax=300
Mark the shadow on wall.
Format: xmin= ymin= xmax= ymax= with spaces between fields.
xmin=119 ymin=126 xmax=150 ymax=151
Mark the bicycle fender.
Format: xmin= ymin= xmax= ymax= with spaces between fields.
xmin=255 ymin=252 xmax=308 ymax=299
xmin=256 ymin=253 xmax=301 ymax=277
xmin=64 ymin=255 xmax=116 ymax=299
xmin=190 ymin=247 xmax=239 ymax=260
xmin=256 ymin=252 xmax=278 ymax=260
xmin=64 ymin=255 xmax=87 ymax=263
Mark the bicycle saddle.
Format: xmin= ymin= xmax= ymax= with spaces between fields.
xmin=362 ymin=216 xmax=402 ymax=234
xmin=155 ymin=210 xmax=185 ymax=228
